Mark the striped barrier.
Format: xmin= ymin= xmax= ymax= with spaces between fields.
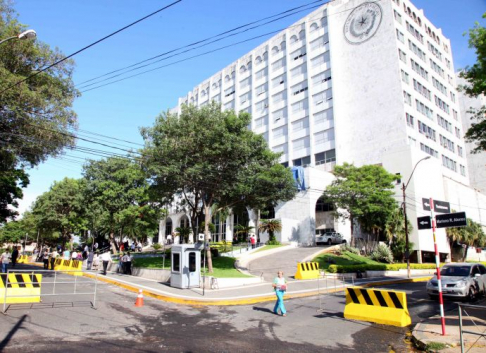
xmin=70 ymin=260 xmax=83 ymax=276
xmin=17 ymin=255 xmax=30 ymax=264
xmin=294 ymin=262 xmax=320 ymax=280
xmin=0 ymin=273 xmax=42 ymax=304
xmin=344 ymin=287 xmax=411 ymax=327
xmin=52 ymin=258 xmax=62 ymax=270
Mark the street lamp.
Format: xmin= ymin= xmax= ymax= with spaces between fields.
xmin=402 ymin=156 xmax=431 ymax=278
xmin=0 ymin=29 xmax=37 ymax=45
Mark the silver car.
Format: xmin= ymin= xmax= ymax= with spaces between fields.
xmin=426 ymin=263 xmax=486 ymax=300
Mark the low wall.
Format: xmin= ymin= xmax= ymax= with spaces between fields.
xmin=200 ymin=276 xmax=263 ymax=289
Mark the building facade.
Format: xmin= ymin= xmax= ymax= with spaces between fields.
xmin=159 ymin=0 xmax=486 ymax=262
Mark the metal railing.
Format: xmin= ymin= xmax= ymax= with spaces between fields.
xmin=316 ymin=272 xmax=354 ymax=311
xmin=2 ymin=269 xmax=99 ymax=314
xmin=459 ymin=303 xmax=486 ymax=353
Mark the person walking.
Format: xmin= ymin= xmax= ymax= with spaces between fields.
xmin=42 ymin=248 xmax=49 ymax=269
xmin=101 ymin=251 xmax=112 ymax=275
xmin=87 ymin=250 xmax=94 ymax=270
xmin=125 ymin=252 xmax=132 ymax=275
xmin=118 ymin=253 xmax=126 ymax=274
xmin=11 ymin=246 xmax=19 ymax=268
xmin=250 ymin=234 xmax=256 ymax=249
xmin=1 ymin=248 xmax=11 ymax=273
xmin=272 ymin=271 xmax=288 ymax=317
xmin=50 ymin=249 xmax=59 ymax=270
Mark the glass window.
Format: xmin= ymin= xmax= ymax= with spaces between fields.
xmin=172 ymin=253 xmax=180 ymax=272
xmin=189 ymin=252 xmax=196 ymax=272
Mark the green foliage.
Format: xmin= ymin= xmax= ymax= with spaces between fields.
xmin=459 ymin=14 xmax=486 ymax=152
xmin=141 ymin=103 xmax=296 ymax=272
xmin=234 ymin=224 xmax=255 ymax=243
xmin=152 ymin=243 xmax=162 ymax=251
xmin=175 ymin=226 xmax=191 ymax=243
xmin=425 ymin=342 xmax=447 ymax=352
xmin=340 ymin=245 xmax=360 ymax=255
xmin=327 ymin=263 xmax=437 ymax=273
xmin=200 ymin=256 xmax=252 ymax=278
xmin=390 ymin=237 xmax=414 ymax=262
xmin=447 ymin=217 xmax=486 ymax=260
xmin=0 ymin=1 xmax=80 ymax=221
xmin=323 ymin=163 xmax=400 ymax=238
xmin=370 ymin=244 xmax=394 ymax=264
xmin=259 ymin=219 xmax=282 ymax=242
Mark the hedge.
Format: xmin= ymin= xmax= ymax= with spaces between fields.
xmin=327 ymin=263 xmax=437 ymax=273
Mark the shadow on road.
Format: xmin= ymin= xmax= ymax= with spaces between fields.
xmin=252 ymin=306 xmax=274 ymax=314
xmin=0 ymin=314 xmax=27 ymax=350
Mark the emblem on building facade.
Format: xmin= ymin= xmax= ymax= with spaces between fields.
xmin=343 ymin=2 xmax=382 ymax=45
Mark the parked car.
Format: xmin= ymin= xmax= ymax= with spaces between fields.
xmin=426 ymin=263 xmax=486 ymax=301
xmin=316 ymin=232 xmax=346 ymax=246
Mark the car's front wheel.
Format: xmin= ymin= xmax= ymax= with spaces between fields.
xmin=327 ymin=239 xmax=332 ymax=245
xmin=467 ymin=287 xmax=477 ymax=302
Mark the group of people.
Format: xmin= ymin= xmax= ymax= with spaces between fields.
xmin=117 ymin=252 xmax=133 ymax=275
xmin=0 ymin=246 xmax=20 ymax=273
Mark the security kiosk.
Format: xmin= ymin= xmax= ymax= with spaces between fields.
xmin=170 ymin=244 xmax=202 ymax=289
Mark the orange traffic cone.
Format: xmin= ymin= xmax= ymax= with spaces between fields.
xmin=135 ymin=289 xmax=144 ymax=307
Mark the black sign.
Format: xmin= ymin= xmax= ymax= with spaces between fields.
xmin=435 ymin=212 xmax=467 ymax=229
xmin=422 ymin=198 xmax=451 ymax=214
xmin=417 ymin=216 xmax=432 ymax=230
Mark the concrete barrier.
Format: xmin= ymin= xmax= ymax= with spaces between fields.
xmin=295 ymin=262 xmax=320 ymax=280
xmin=0 ymin=273 xmax=42 ymax=304
xmin=344 ymin=286 xmax=411 ymax=327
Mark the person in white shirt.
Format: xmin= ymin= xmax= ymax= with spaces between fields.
xmin=71 ymin=251 xmax=78 ymax=261
xmin=101 ymin=251 xmax=112 ymax=275
xmin=1 ymin=249 xmax=11 ymax=273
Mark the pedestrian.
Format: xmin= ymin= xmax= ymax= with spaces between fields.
xmin=11 ymin=246 xmax=19 ymax=268
xmin=251 ymin=234 xmax=256 ymax=249
xmin=118 ymin=253 xmax=126 ymax=274
xmin=272 ymin=271 xmax=287 ymax=317
xmin=1 ymin=248 xmax=11 ymax=273
xmin=137 ymin=242 xmax=142 ymax=252
xmin=43 ymin=249 xmax=49 ymax=269
xmin=92 ymin=252 xmax=100 ymax=271
xmin=167 ymin=233 xmax=172 ymax=245
xmin=125 ymin=252 xmax=132 ymax=275
xmin=101 ymin=251 xmax=112 ymax=275
xmin=63 ymin=248 xmax=70 ymax=260
xmin=94 ymin=242 xmax=98 ymax=251
xmin=71 ymin=250 xmax=78 ymax=261
xmin=50 ymin=249 xmax=59 ymax=270
xmin=87 ymin=250 xmax=94 ymax=270
xmin=131 ymin=242 xmax=135 ymax=252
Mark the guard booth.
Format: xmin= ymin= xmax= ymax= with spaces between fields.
xmin=170 ymin=244 xmax=202 ymax=289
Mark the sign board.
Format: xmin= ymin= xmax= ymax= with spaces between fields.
xmin=435 ymin=212 xmax=467 ymax=229
xmin=422 ymin=198 xmax=451 ymax=214
xmin=417 ymin=216 xmax=432 ymax=230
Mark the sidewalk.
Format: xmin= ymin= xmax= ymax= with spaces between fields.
xmin=412 ymin=304 xmax=486 ymax=352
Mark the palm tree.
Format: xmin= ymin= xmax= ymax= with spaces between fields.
xmin=175 ymin=226 xmax=191 ymax=244
xmin=234 ymin=225 xmax=255 ymax=243
xmin=258 ymin=219 xmax=282 ymax=243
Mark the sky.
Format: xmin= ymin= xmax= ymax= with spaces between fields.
xmin=9 ymin=0 xmax=486 ymax=215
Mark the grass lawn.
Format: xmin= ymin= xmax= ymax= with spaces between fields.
xmin=254 ymin=244 xmax=286 ymax=253
xmin=314 ymin=251 xmax=382 ymax=271
xmin=132 ymin=254 xmax=252 ymax=278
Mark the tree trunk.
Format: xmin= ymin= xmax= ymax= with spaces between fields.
xmin=204 ymin=204 xmax=213 ymax=273
xmin=218 ymin=214 xmax=223 ymax=243
xmin=109 ymin=231 xmax=117 ymax=254
xmin=350 ymin=214 xmax=355 ymax=248
xmin=462 ymin=245 xmax=469 ymax=262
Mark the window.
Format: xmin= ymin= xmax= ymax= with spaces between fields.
xmin=442 ymin=155 xmax=457 ymax=172
xmin=292 ymin=117 xmax=309 ymax=132
xmin=445 ymin=58 xmax=451 ymax=70
xmin=292 ymin=99 xmax=307 ymax=113
xmin=401 ymin=70 xmax=409 ymax=84
xmin=254 ymin=115 xmax=267 ymax=128
xmin=273 ymin=108 xmax=286 ymax=122
xmin=460 ymin=165 xmax=466 ymax=176
xmin=239 ymin=92 xmax=250 ymax=104
xmin=455 ymin=127 xmax=461 ymax=138
xmin=255 ymin=99 xmax=268 ymax=112
xmin=398 ymin=49 xmax=407 ymax=63
xmin=450 ymin=92 xmax=456 ymax=103
xmin=255 ymin=56 xmax=262 ymax=65
xmin=291 ymin=64 xmax=306 ymax=78
xmin=292 ymin=82 xmax=308 ymax=96
xmin=273 ymin=126 xmax=287 ymax=138
xmin=396 ymin=29 xmax=405 ymax=43
xmin=189 ymin=252 xmax=196 ymax=272
xmin=310 ymin=22 xmax=319 ymax=32
xmin=411 ymin=59 xmax=428 ymax=80
xmin=240 ymin=77 xmax=251 ymax=89
xmin=413 ymin=79 xmax=431 ymax=100
xmin=427 ymin=41 xmax=442 ymax=61
xmin=439 ymin=134 xmax=454 ymax=152
xmin=293 ymin=155 xmax=311 ymax=167
xmin=420 ymin=143 xmax=438 ymax=158
xmin=311 ymin=52 xmax=330 ymax=67
xmin=314 ymin=128 xmax=334 ymax=144
xmin=272 ymin=75 xmax=285 ymax=88
xmin=310 ymin=33 xmax=329 ymax=50
xmin=272 ymin=46 xmax=279 ymax=55
xmin=406 ymin=21 xmax=423 ymax=43
xmin=406 ymin=113 xmax=414 ymax=127
xmin=272 ymin=57 xmax=286 ymax=72
xmin=255 ymin=83 xmax=266 ymax=96
xmin=418 ymin=120 xmax=436 ymax=140
xmin=272 ymin=91 xmax=286 ymax=104
xmin=394 ymin=10 xmax=402 ymax=24
xmin=291 ymin=47 xmax=307 ymax=61
xmin=430 ymin=59 xmax=445 ymax=78
xmin=256 ymin=68 xmax=267 ymax=80
xmin=224 ymin=87 xmax=235 ymax=97
xmin=403 ymin=91 xmax=411 ymax=105
xmin=172 ymin=253 xmax=180 ymax=272
xmin=273 ymin=143 xmax=286 ymax=154
xmin=290 ymin=35 xmax=298 ymax=44
xmin=453 ymin=110 xmax=458 ymax=121
xmin=434 ymin=95 xmax=450 ymax=114
xmin=293 ymin=137 xmax=310 ymax=151
xmin=437 ymin=114 xmax=452 ymax=133
xmin=457 ymin=146 xmax=463 ymax=157
xmin=313 ymin=89 xmax=332 ymax=105
xmin=315 ymin=149 xmax=336 ymax=165
xmin=416 ymin=99 xmax=433 ymax=119
xmin=240 ymin=65 xmax=247 ymax=74
xmin=409 ymin=40 xmax=426 ymax=61
xmin=432 ymin=77 xmax=447 ymax=96
xmin=224 ymin=101 xmax=234 ymax=111
xmin=312 ymin=69 xmax=331 ymax=85
xmin=314 ymin=107 xmax=333 ymax=124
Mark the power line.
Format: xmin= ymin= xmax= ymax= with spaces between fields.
xmin=0 ymin=0 xmax=182 ymax=95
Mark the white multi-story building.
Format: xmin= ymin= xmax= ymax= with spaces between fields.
xmin=159 ymin=0 xmax=486 ymax=263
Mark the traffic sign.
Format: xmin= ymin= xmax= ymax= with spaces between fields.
xmin=422 ymin=198 xmax=450 ymax=214
xmin=435 ymin=212 xmax=467 ymax=229
xmin=417 ymin=216 xmax=432 ymax=230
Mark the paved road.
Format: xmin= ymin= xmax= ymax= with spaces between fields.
xmin=248 ymin=246 xmax=326 ymax=282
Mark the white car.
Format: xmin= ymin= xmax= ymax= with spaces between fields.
xmin=315 ymin=232 xmax=346 ymax=246
xmin=426 ymin=263 xmax=486 ymax=300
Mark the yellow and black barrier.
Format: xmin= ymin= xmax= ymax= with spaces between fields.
xmin=17 ymin=255 xmax=30 ymax=264
xmin=70 ymin=260 xmax=83 ymax=276
xmin=53 ymin=259 xmax=83 ymax=275
xmin=0 ymin=273 xmax=42 ymax=304
xmin=294 ymin=262 xmax=320 ymax=280
xmin=344 ymin=287 xmax=411 ymax=327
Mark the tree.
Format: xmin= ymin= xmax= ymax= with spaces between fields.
xmin=32 ymin=178 xmax=86 ymax=248
xmin=258 ymin=219 xmax=282 ymax=243
xmin=323 ymin=163 xmax=400 ymax=243
xmin=141 ymin=103 xmax=296 ymax=272
xmin=447 ymin=218 xmax=486 ymax=261
xmin=83 ymin=157 xmax=161 ymax=253
xmin=234 ymin=224 xmax=254 ymax=243
xmin=459 ymin=13 xmax=486 ymax=152
xmin=0 ymin=1 xmax=80 ymax=221
xmin=384 ymin=207 xmax=413 ymax=262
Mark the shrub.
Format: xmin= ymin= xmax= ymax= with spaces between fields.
xmin=341 ymin=245 xmax=360 ymax=255
xmin=266 ymin=240 xmax=281 ymax=245
xmin=370 ymin=244 xmax=394 ymax=264
xmin=152 ymin=243 xmax=162 ymax=251
xmin=327 ymin=263 xmax=437 ymax=273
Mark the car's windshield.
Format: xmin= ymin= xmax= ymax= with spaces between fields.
xmin=440 ymin=266 xmax=471 ymax=277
